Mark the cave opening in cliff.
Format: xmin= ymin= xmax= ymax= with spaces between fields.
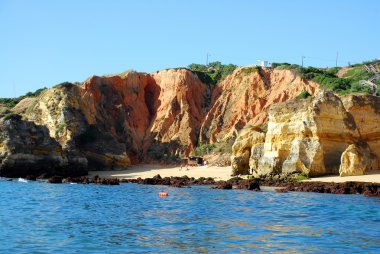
xmin=321 ymin=140 xmax=348 ymax=174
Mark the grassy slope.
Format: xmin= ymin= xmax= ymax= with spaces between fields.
xmin=273 ymin=60 xmax=380 ymax=95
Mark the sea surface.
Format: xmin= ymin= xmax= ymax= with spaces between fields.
xmin=1 ymin=178 xmax=380 ymax=253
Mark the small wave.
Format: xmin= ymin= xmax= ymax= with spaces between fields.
xmin=18 ymin=178 xmax=28 ymax=183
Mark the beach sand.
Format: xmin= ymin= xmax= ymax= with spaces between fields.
xmin=308 ymin=170 xmax=380 ymax=183
xmin=88 ymin=165 xmax=380 ymax=183
xmin=88 ymin=164 xmax=233 ymax=181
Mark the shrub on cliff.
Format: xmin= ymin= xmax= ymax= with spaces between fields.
xmin=188 ymin=61 xmax=237 ymax=85
xmin=297 ymin=91 xmax=311 ymax=99
xmin=193 ymin=143 xmax=216 ymax=156
xmin=0 ymin=87 xmax=47 ymax=108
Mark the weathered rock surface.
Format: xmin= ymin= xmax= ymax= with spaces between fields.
xmin=339 ymin=143 xmax=378 ymax=176
xmin=14 ymin=69 xmax=212 ymax=167
xmin=231 ymin=125 xmax=265 ymax=175
xmin=200 ymin=67 xmax=319 ymax=143
xmin=232 ymin=91 xmax=380 ymax=177
xmin=273 ymin=181 xmax=380 ymax=197
xmin=3 ymin=67 xmax=324 ymax=176
xmin=342 ymin=94 xmax=380 ymax=159
xmin=0 ymin=114 xmax=87 ymax=178
xmin=14 ymin=82 xmax=131 ymax=170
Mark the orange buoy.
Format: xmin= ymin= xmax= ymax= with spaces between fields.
xmin=159 ymin=191 xmax=169 ymax=197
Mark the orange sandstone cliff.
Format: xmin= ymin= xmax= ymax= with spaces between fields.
xmin=200 ymin=67 xmax=319 ymax=143
xmin=5 ymin=66 xmax=321 ymax=175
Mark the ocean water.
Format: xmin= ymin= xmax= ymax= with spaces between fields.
xmin=1 ymin=178 xmax=379 ymax=253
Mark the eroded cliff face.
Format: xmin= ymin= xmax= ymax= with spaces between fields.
xmin=342 ymin=94 xmax=380 ymax=159
xmin=148 ymin=69 xmax=212 ymax=155
xmin=11 ymin=69 xmax=212 ymax=172
xmin=200 ymin=67 xmax=319 ymax=143
xmin=232 ymin=91 xmax=380 ymax=177
xmin=231 ymin=125 xmax=265 ymax=176
xmin=3 ymin=66 xmax=328 ymax=176
xmin=0 ymin=114 xmax=87 ymax=177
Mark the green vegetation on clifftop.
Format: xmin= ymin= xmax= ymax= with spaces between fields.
xmin=188 ymin=61 xmax=237 ymax=85
xmin=0 ymin=87 xmax=47 ymax=108
xmin=272 ymin=60 xmax=380 ymax=95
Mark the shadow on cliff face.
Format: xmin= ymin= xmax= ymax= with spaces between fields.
xmin=0 ymin=114 xmax=87 ymax=178
xmin=144 ymin=139 xmax=186 ymax=163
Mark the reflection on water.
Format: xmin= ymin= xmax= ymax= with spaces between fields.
xmin=0 ymin=179 xmax=380 ymax=253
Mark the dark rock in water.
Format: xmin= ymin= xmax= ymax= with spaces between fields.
xmin=37 ymin=173 xmax=49 ymax=179
xmin=143 ymin=178 xmax=157 ymax=185
xmin=48 ymin=176 xmax=63 ymax=184
xmin=211 ymin=181 xmax=233 ymax=189
xmin=92 ymin=175 xmax=100 ymax=182
xmin=170 ymin=182 xmax=183 ymax=188
xmin=160 ymin=177 xmax=171 ymax=185
xmin=272 ymin=181 xmax=380 ymax=197
xmin=275 ymin=188 xmax=288 ymax=193
xmin=193 ymin=177 xmax=215 ymax=185
xmin=153 ymin=174 xmax=162 ymax=180
xmin=236 ymin=179 xmax=260 ymax=191
xmin=25 ymin=175 xmax=37 ymax=181
xmin=169 ymin=178 xmax=185 ymax=188
xmin=92 ymin=176 xmax=119 ymax=185
xmin=226 ymin=177 xmax=244 ymax=185
xmin=63 ymin=176 xmax=89 ymax=184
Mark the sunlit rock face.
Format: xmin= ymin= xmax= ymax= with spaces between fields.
xmin=232 ymin=91 xmax=380 ymax=177
xmin=200 ymin=67 xmax=319 ymax=144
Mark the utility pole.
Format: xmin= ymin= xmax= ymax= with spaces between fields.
xmin=301 ymin=56 xmax=305 ymax=68
xmin=206 ymin=53 xmax=210 ymax=66
xmin=335 ymin=52 xmax=339 ymax=67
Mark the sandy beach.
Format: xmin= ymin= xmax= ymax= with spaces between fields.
xmin=308 ymin=170 xmax=380 ymax=183
xmin=88 ymin=165 xmax=380 ymax=183
xmin=88 ymin=164 xmax=233 ymax=181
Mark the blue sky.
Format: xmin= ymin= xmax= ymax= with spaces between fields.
xmin=0 ymin=0 xmax=379 ymax=97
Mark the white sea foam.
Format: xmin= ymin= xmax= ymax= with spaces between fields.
xmin=18 ymin=178 xmax=28 ymax=183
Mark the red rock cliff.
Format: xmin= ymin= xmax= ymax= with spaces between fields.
xmin=14 ymin=66 xmax=320 ymax=169
xmin=200 ymin=66 xmax=320 ymax=143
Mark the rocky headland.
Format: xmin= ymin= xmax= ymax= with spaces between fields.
xmin=231 ymin=90 xmax=380 ymax=178
xmin=1 ymin=62 xmax=380 ymax=185
xmin=0 ymin=66 xmax=320 ymax=178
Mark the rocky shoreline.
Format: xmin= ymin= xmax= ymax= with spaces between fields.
xmin=5 ymin=174 xmax=379 ymax=197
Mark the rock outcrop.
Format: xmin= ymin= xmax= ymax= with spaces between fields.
xmin=1 ymin=66 xmax=327 ymax=177
xmin=342 ymin=94 xmax=380 ymax=159
xmin=200 ymin=67 xmax=319 ymax=143
xmin=232 ymin=91 xmax=380 ymax=177
xmin=231 ymin=125 xmax=265 ymax=175
xmin=0 ymin=114 xmax=87 ymax=178
xmin=14 ymin=82 xmax=131 ymax=170
xmin=4 ymin=64 xmax=380 ymax=178
xmin=339 ymin=141 xmax=379 ymax=177
xmin=11 ymin=69 xmax=212 ymax=173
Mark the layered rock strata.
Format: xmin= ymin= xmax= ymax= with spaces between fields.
xmin=200 ymin=67 xmax=319 ymax=143
xmin=0 ymin=114 xmax=87 ymax=177
xmin=232 ymin=91 xmax=380 ymax=177
xmin=11 ymin=69 xmax=212 ymax=172
xmin=3 ymin=67 xmax=323 ymax=176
